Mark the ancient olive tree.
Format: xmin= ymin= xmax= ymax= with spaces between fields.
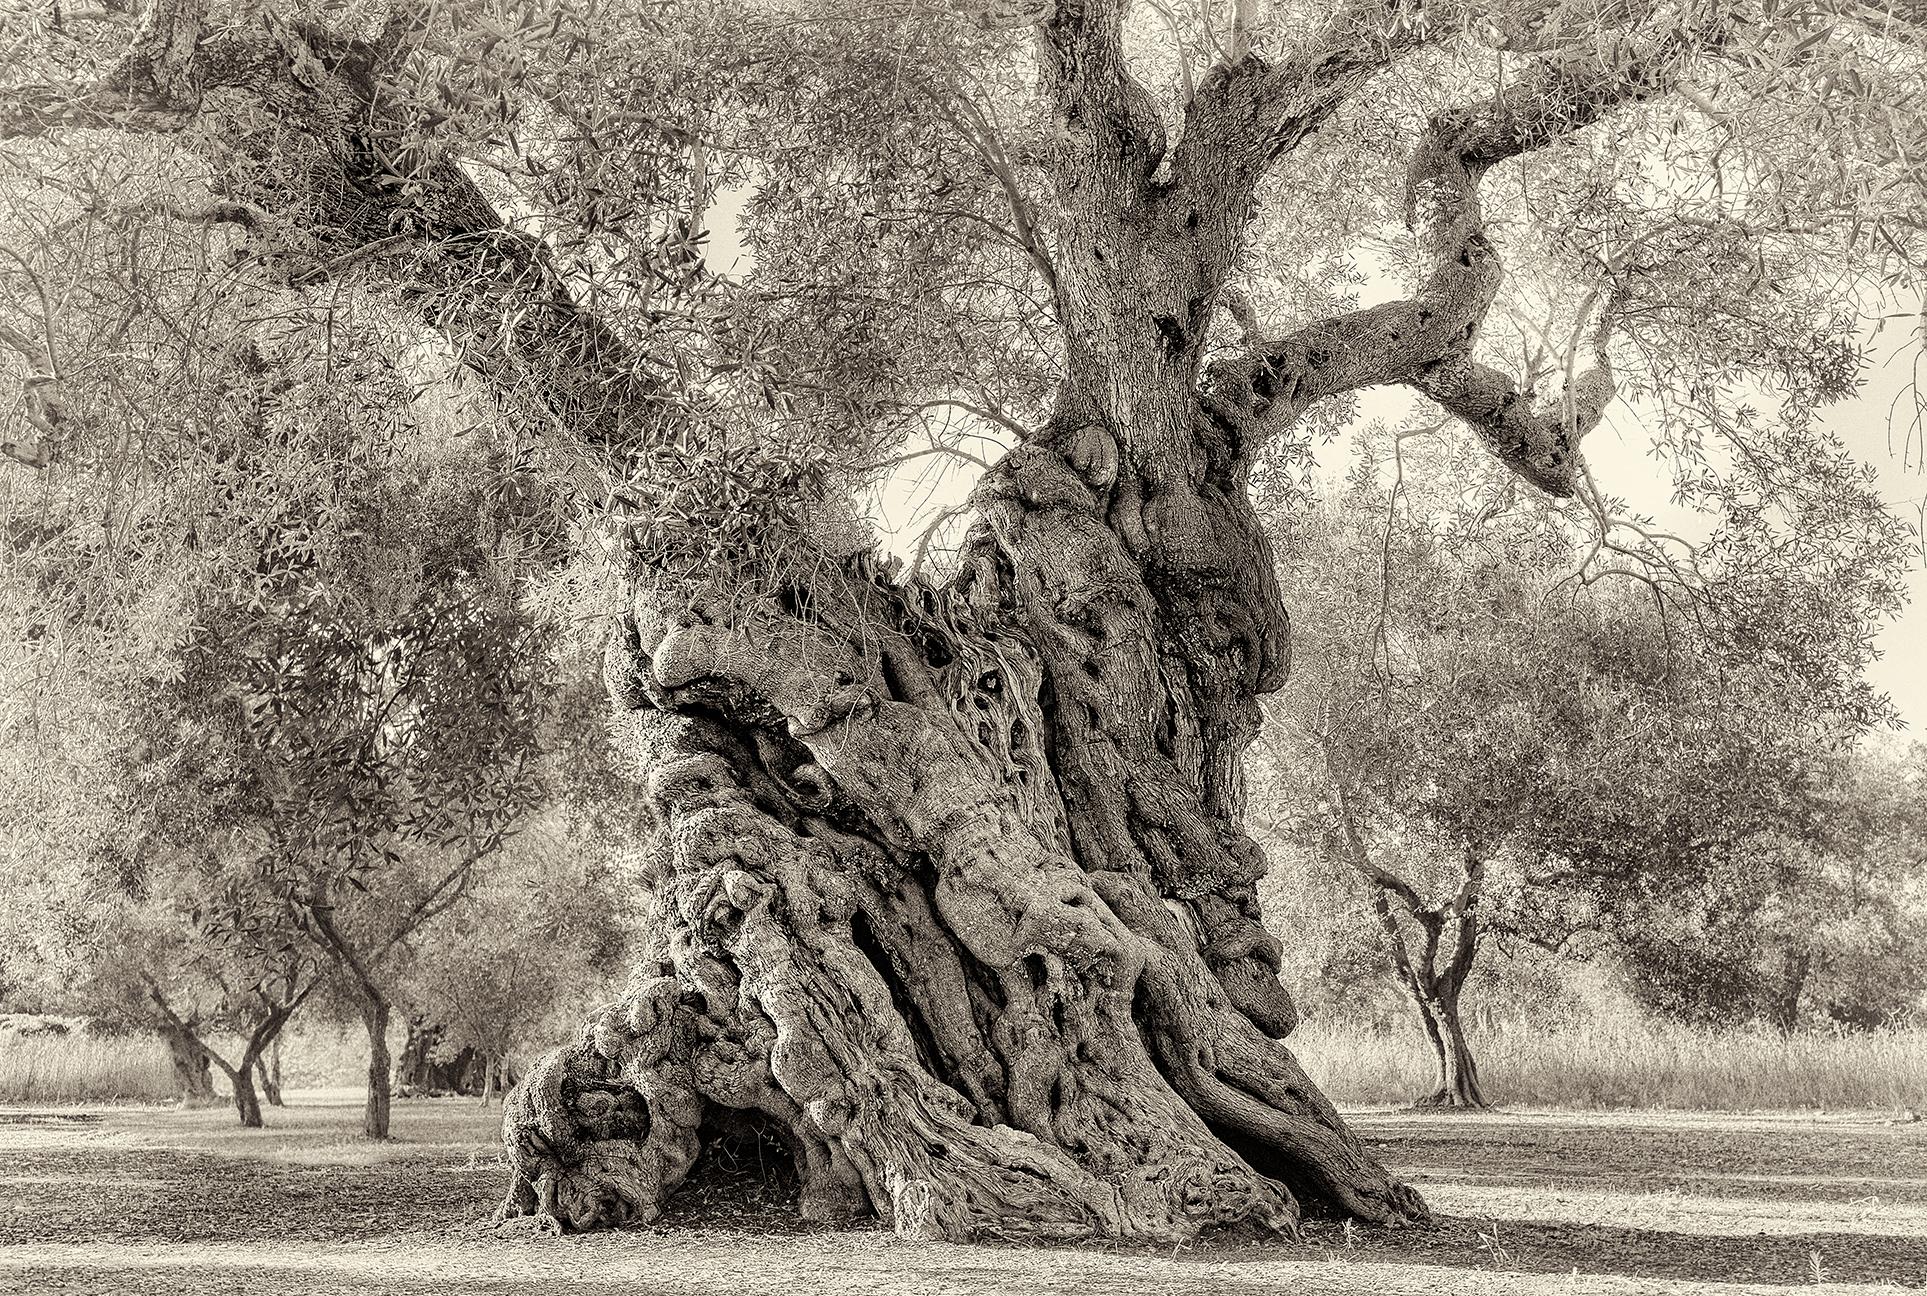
xmin=4 ymin=0 xmax=1920 ymax=1242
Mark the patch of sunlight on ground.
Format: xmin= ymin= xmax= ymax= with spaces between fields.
xmin=1417 ymin=1179 xmax=1927 ymax=1237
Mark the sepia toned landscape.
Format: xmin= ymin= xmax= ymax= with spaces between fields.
xmin=4 ymin=0 xmax=1926 ymax=1292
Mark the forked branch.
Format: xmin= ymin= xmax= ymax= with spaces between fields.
xmin=1172 ymin=0 xmax=1431 ymax=195
xmin=1205 ymin=17 xmax=1720 ymax=494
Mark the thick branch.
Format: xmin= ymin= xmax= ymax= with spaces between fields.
xmin=1417 ymin=353 xmax=1615 ymax=494
xmin=1039 ymin=0 xmax=1168 ymax=211
xmin=1171 ymin=1 xmax=1427 ymax=197
xmin=11 ymin=4 xmax=672 ymax=457
xmin=1204 ymin=26 xmax=1714 ymax=494
xmin=1331 ymin=782 xmax=1427 ymax=914
xmin=0 ymin=322 xmax=62 ymax=468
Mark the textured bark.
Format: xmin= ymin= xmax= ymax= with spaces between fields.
xmin=161 ymin=1025 xmax=218 ymax=1108
xmin=396 ymin=1017 xmax=485 ymax=1097
xmin=492 ymin=555 xmax=1424 ymax=1239
xmin=5 ymin=0 xmax=1734 ymax=1245
xmin=361 ymin=997 xmax=393 ymax=1140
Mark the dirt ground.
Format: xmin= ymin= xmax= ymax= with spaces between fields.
xmin=0 ymin=1091 xmax=1921 ymax=1295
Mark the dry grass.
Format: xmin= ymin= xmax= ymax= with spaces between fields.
xmin=0 ymin=1033 xmax=176 ymax=1104
xmin=9 ymin=1016 xmax=1927 ymax=1115
xmin=1291 ymin=1017 xmax=1927 ymax=1112
xmin=0 ymin=1018 xmax=388 ymax=1107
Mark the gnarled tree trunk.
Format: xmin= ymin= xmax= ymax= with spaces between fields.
xmin=160 ymin=1024 xmax=218 ymax=1108
xmin=396 ymin=1016 xmax=484 ymax=1097
xmin=1346 ymin=818 xmax=1493 ymax=1111
xmin=0 ymin=0 xmax=1708 ymax=1246
xmin=495 ymin=536 xmax=1427 ymax=1240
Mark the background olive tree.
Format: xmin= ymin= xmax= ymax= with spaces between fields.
xmin=1262 ymin=425 xmax=1909 ymax=1107
xmin=406 ymin=818 xmax=637 ymax=1104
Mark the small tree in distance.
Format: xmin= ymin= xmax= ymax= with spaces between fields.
xmin=1587 ymin=742 xmax=1927 ymax=1032
xmin=146 ymin=573 xmax=553 ymax=1138
xmin=66 ymin=837 xmax=321 ymax=1126
xmin=409 ymin=819 xmax=636 ymax=1105
xmin=1269 ymin=426 xmax=1901 ymax=1106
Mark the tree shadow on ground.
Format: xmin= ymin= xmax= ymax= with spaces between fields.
xmin=0 ymin=1130 xmax=841 ymax=1247
xmin=0 ymin=1146 xmax=500 ymax=1246
xmin=4 ymin=1108 xmax=1926 ymax=1290
xmin=1280 ymin=1212 xmax=1927 ymax=1286
xmin=1355 ymin=1115 xmax=1927 ymax=1199
xmin=1403 ymin=1159 xmax=1927 ymax=1202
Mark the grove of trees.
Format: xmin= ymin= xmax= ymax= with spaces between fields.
xmin=1261 ymin=428 xmax=1922 ymax=1108
xmin=2 ymin=0 xmax=1923 ymax=1247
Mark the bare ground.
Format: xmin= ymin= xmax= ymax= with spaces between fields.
xmin=0 ymin=1091 xmax=1921 ymax=1294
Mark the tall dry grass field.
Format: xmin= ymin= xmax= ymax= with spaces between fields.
xmin=0 ymin=1034 xmax=177 ymax=1104
xmin=6 ymin=1019 xmax=1924 ymax=1112
xmin=1292 ymin=1017 xmax=1927 ymax=1111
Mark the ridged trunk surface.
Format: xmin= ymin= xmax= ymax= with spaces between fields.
xmin=0 ymin=0 xmax=1715 ymax=1249
xmin=495 ymin=414 xmax=1428 ymax=1240
xmin=494 ymin=20 xmax=1439 ymax=1227
xmin=162 ymin=1026 xmax=219 ymax=1109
